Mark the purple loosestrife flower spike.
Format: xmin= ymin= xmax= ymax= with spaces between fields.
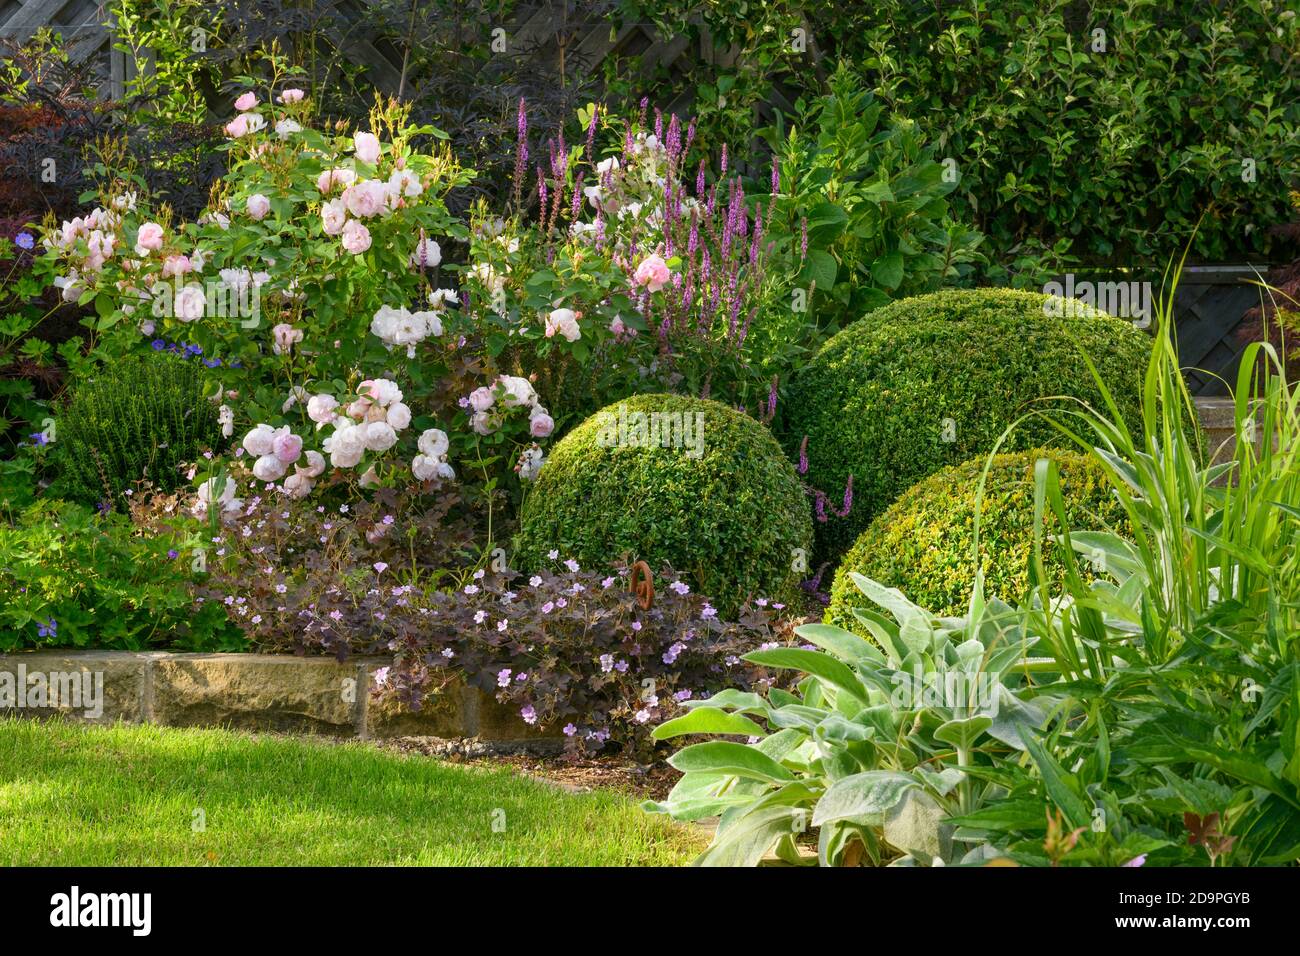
xmin=771 ymin=155 xmax=780 ymax=195
xmin=684 ymin=117 xmax=696 ymax=155
xmin=654 ymin=108 xmax=663 ymax=142
xmin=798 ymin=436 xmax=809 ymax=475
xmin=800 ymin=217 xmax=808 ymax=262
xmin=814 ymin=490 xmax=828 ymax=523
xmin=570 ymin=171 xmax=584 ymax=221
xmin=585 ymin=104 xmax=598 ymax=157
xmin=767 ymin=377 xmax=778 ymax=420
xmin=719 ymin=143 xmax=728 ymax=177
xmin=639 ymin=97 xmax=649 ymax=127
xmin=696 ymin=160 xmax=706 ymax=197
xmin=837 ymin=475 xmax=854 ymax=518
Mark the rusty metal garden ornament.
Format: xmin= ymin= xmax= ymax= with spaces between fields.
xmin=629 ymin=560 xmax=654 ymax=610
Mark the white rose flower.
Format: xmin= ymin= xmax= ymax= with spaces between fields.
xmin=242 ymin=423 xmax=277 ymax=457
xmin=253 ymin=453 xmax=288 ymax=482
xmin=417 ymin=428 xmax=449 ymax=459
xmin=385 ymin=402 xmax=411 ymax=431
xmin=363 ymin=421 xmax=397 ymax=452
xmin=411 ymin=453 xmax=439 ymax=481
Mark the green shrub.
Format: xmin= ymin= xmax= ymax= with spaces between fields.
xmin=782 ymin=288 xmax=1149 ymax=562
xmin=826 ymin=449 xmax=1127 ymax=625
xmin=515 ymin=393 xmax=812 ymax=614
xmin=56 ymin=354 xmax=221 ymax=506
xmin=0 ymin=499 xmax=242 ymax=651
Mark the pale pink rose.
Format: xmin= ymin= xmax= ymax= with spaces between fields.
xmin=363 ymin=421 xmax=398 ymax=452
xmin=299 ymin=450 xmax=326 ymax=478
xmin=224 ymin=112 xmax=265 ymax=138
xmin=242 ymin=423 xmax=277 ymax=457
xmin=385 ymin=402 xmax=411 ymax=430
xmin=246 ymin=193 xmax=271 ymax=221
xmin=233 ymin=92 xmax=258 ymax=111
xmin=529 ymin=410 xmax=555 ymax=438
xmin=468 ymin=387 xmax=495 ymax=412
xmin=634 ymin=253 xmax=671 ymax=292
xmin=271 ymin=323 xmax=303 ymax=355
xmin=353 ymin=132 xmax=382 ymax=165
xmin=544 ymin=307 xmax=581 ymax=342
xmin=252 ymin=453 xmax=288 ymax=482
xmin=278 ymin=88 xmax=305 ymax=104
xmin=316 ymin=168 xmax=356 ymax=194
xmin=283 ymin=472 xmax=315 ymax=499
xmin=161 ymin=255 xmax=191 ymax=278
xmin=272 ymin=429 xmax=303 ymax=464
xmin=411 ymin=454 xmax=439 ymax=481
xmin=321 ymin=198 xmax=347 ymax=235
xmin=343 ymin=180 xmax=388 ymax=219
xmin=135 ymin=222 xmax=164 ymax=254
xmin=340 ymin=219 xmax=371 ymax=254
xmin=347 ymin=398 xmax=372 ymax=420
xmin=306 ymin=394 xmax=338 ymax=425
xmin=174 ymin=283 xmax=206 ymax=322
xmin=470 ymin=411 xmax=493 ymax=435
xmin=609 ymin=316 xmax=626 ymax=336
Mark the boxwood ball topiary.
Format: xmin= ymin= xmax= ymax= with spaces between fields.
xmin=827 ymin=449 xmax=1128 ymax=625
xmin=57 ymin=353 xmax=222 ymax=506
xmin=516 ymin=393 xmax=813 ymax=615
xmin=782 ymin=288 xmax=1149 ymax=562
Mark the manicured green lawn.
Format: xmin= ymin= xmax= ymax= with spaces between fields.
xmin=0 ymin=718 xmax=702 ymax=866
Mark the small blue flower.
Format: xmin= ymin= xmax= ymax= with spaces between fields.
xmin=151 ymin=339 xmax=167 ymax=351
xmin=37 ymin=618 xmax=57 ymax=638
xmin=203 ymin=357 xmax=221 ymax=368
xmin=15 ymin=232 xmax=35 ymax=250
xmin=28 ymin=432 xmax=48 ymax=446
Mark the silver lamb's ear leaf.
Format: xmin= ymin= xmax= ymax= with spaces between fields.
xmin=849 ymin=572 xmax=935 ymax=654
xmin=985 ymin=685 xmax=1049 ymax=751
xmin=812 ymin=770 xmax=919 ymax=827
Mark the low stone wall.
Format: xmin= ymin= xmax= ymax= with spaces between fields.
xmin=0 ymin=650 xmax=557 ymax=745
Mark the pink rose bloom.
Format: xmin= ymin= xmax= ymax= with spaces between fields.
xmin=246 ymin=193 xmax=271 ymax=220
xmin=468 ymin=387 xmax=494 ymax=412
xmin=161 ymin=255 xmax=191 ymax=278
xmin=347 ymin=398 xmax=372 ymax=420
xmin=272 ymin=429 xmax=303 ymax=464
xmin=316 ymin=168 xmax=356 ymax=194
xmin=306 ymin=394 xmax=338 ymax=425
xmin=224 ymin=112 xmax=266 ymax=137
xmin=340 ymin=219 xmax=371 ymax=254
xmin=278 ymin=88 xmax=305 ymax=104
xmin=321 ymin=198 xmax=346 ymax=236
xmin=343 ymin=180 xmax=388 ymax=219
xmin=634 ymin=254 xmax=671 ymax=293
xmin=233 ymin=92 xmax=258 ymax=111
xmin=174 ymin=284 xmax=206 ymax=322
xmin=135 ymin=222 xmax=164 ymax=254
xmin=529 ymin=410 xmax=554 ymax=438
xmin=353 ymin=132 xmax=382 ymax=165
xmin=609 ymin=316 xmax=626 ymax=336
xmin=271 ymin=323 xmax=302 ymax=355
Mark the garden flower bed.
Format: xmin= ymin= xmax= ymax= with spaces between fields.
xmin=2 ymin=2 xmax=1298 ymax=873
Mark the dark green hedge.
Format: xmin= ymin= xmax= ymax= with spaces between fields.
xmin=826 ymin=448 xmax=1128 ymax=625
xmin=516 ymin=393 xmax=812 ymax=615
xmin=781 ymin=288 xmax=1149 ymax=563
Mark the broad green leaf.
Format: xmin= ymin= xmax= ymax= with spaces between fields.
xmin=742 ymin=648 xmax=869 ymax=704
xmin=653 ymin=707 xmax=766 ymax=740
xmin=812 ymin=771 xmax=918 ymax=826
xmin=668 ymin=741 xmax=796 ymax=782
